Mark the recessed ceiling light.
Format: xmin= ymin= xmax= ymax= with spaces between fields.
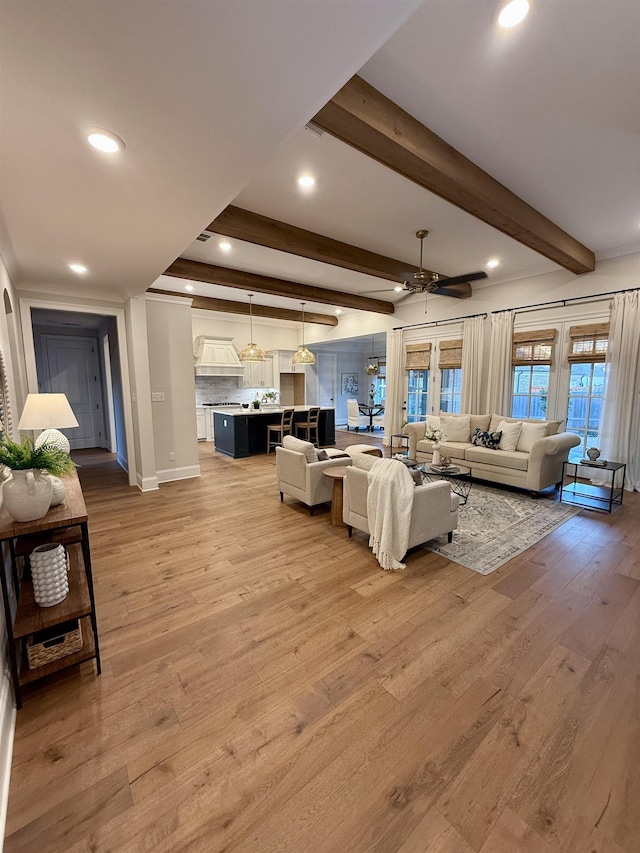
xmin=335 ymin=309 xmax=342 ymax=315
xmin=85 ymin=128 xmax=125 ymax=153
xmin=486 ymin=258 xmax=500 ymax=269
xmin=219 ymin=240 xmax=232 ymax=252
xmin=68 ymin=262 xmax=88 ymax=275
xmin=297 ymin=174 xmax=316 ymax=190
xmin=498 ymin=0 xmax=529 ymax=28
xmin=394 ymin=286 xmax=404 ymax=292
xmin=185 ymin=284 xmax=194 ymax=292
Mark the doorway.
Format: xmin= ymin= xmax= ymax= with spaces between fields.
xmin=39 ymin=334 xmax=104 ymax=449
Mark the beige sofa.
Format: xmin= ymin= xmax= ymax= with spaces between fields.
xmin=342 ymin=454 xmax=459 ymax=549
xmin=405 ymin=413 xmax=581 ymax=494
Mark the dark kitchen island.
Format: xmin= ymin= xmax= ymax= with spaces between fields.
xmin=212 ymin=406 xmax=335 ymax=458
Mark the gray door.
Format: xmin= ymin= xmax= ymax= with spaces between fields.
xmin=41 ymin=335 xmax=104 ymax=449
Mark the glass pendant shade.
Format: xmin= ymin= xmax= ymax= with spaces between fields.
xmin=239 ymin=294 xmax=265 ymax=362
xmin=365 ymin=358 xmax=379 ymax=375
xmin=292 ymin=302 xmax=316 ymax=365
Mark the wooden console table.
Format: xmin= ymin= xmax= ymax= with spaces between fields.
xmin=0 ymin=471 xmax=101 ymax=708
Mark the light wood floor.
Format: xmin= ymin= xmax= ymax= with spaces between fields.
xmin=5 ymin=436 xmax=640 ymax=852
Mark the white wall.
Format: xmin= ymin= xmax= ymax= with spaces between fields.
xmin=0 ymin=255 xmax=19 ymax=844
xmin=146 ymin=295 xmax=200 ymax=483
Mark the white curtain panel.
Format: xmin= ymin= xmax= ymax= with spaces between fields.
xmin=383 ymin=329 xmax=405 ymax=445
xmin=461 ymin=314 xmax=486 ymax=414
xmin=485 ymin=310 xmax=514 ymax=416
xmin=598 ymin=290 xmax=640 ymax=491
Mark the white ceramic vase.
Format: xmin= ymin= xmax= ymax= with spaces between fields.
xmin=30 ymin=543 xmax=69 ymax=607
xmin=432 ymin=444 xmax=441 ymax=466
xmin=2 ymin=469 xmax=53 ymax=522
xmin=47 ymin=474 xmax=66 ymax=507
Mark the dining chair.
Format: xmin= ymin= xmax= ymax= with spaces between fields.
xmin=294 ymin=406 xmax=321 ymax=446
xmin=347 ymin=399 xmax=368 ymax=432
xmin=267 ymin=408 xmax=295 ymax=453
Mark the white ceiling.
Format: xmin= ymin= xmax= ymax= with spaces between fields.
xmin=2 ymin=0 xmax=639 ymax=319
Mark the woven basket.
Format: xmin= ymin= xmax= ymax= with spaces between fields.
xmin=26 ymin=619 xmax=83 ymax=669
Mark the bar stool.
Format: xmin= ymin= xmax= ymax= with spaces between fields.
xmin=267 ymin=408 xmax=295 ymax=453
xmin=294 ymin=407 xmax=321 ymax=446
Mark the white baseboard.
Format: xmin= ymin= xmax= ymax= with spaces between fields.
xmin=136 ymin=474 xmax=159 ymax=492
xmin=156 ymin=465 xmax=201 ymax=484
xmin=0 ymin=669 xmax=16 ymax=851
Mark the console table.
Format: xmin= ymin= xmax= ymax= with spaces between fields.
xmin=0 ymin=471 xmax=101 ymax=708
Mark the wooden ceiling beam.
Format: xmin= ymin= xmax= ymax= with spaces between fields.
xmin=208 ymin=205 xmax=437 ymax=282
xmin=163 ymin=257 xmax=395 ymax=315
xmin=313 ymin=75 xmax=595 ymax=275
xmin=148 ymin=288 xmax=338 ymax=325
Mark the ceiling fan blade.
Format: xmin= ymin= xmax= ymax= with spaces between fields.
xmin=432 ymin=281 xmax=473 ymax=299
xmin=435 ymin=270 xmax=488 ymax=287
xmin=358 ymin=288 xmax=398 ymax=295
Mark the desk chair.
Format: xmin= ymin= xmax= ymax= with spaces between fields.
xmin=295 ymin=407 xmax=321 ymax=446
xmin=267 ymin=408 xmax=295 ymax=453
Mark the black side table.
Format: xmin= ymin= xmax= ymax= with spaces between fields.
xmin=559 ymin=460 xmax=626 ymax=513
xmin=390 ymin=434 xmax=410 ymax=455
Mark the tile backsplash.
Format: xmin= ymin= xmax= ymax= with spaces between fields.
xmin=194 ymin=377 xmax=277 ymax=405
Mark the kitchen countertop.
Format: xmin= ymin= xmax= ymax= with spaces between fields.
xmin=209 ymin=405 xmax=334 ymax=415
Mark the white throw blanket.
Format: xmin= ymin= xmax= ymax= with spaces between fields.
xmin=366 ymin=458 xmax=414 ymax=571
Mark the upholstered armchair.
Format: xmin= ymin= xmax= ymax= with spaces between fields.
xmin=342 ymin=458 xmax=459 ymax=551
xmin=275 ymin=436 xmax=352 ymax=514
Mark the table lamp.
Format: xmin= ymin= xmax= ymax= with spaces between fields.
xmin=18 ymin=393 xmax=79 ymax=453
xmin=17 ymin=394 xmax=79 ymax=505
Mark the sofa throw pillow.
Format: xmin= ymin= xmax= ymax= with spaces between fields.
xmin=410 ymin=468 xmax=424 ymax=485
xmin=316 ymin=449 xmax=329 ymax=460
xmin=497 ymin=419 xmax=523 ymax=452
xmin=282 ymin=434 xmax=318 ymax=463
xmin=516 ymin=421 xmax=547 ymax=452
xmin=441 ymin=413 xmax=471 ymax=443
xmin=471 ymin=428 xmax=502 ymax=449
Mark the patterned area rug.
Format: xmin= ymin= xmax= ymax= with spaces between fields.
xmin=425 ymin=483 xmax=581 ymax=575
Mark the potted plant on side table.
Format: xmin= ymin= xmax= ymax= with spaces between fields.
xmin=0 ymin=435 xmax=76 ymax=522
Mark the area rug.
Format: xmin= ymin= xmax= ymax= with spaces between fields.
xmin=424 ymin=483 xmax=581 ymax=575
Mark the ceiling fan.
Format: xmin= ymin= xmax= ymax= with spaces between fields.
xmin=363 ymin=230 xmax=488 ymax=300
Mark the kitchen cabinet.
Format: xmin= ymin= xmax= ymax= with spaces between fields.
xmin=242 ymin=355 xmax=274 ymax=389
xmin=0 ymin=471 xmax=101 ymax=708
xmin=196 ymin=407 xmax=206 ymax=440
xmin=268 ymin=350 xmax=307 ymax=374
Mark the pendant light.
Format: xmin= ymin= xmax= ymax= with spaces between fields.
xmin=365 ymin=335 xmax=379 ymax=375
xmin=291 ymin=302 xmax=316 ymax=365
xmin=239 ymin=294 xmax=266 ymax=362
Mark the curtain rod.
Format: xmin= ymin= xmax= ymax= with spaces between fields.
xmin=491 ymin=286 xmax=640 ymax=316
xmin=394 ymin=310 xmax=487 ymax=331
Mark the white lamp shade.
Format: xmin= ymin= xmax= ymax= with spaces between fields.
xmin=18 ymin=393 xmax=79 ymax=430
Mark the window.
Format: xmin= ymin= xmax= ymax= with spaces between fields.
xmin=511 ymin=328 xmax=555 ymax=419
xmin=566 ymin=323 xmax=609 ymax=462
xmin=372 ymin=361 xmax=386 ymax=405
xmin=439 ymin=340 xmax=462 ymax=413
xmin=405 ymin=343 xmax=430 ymax=423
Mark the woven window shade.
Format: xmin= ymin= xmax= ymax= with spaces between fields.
xmin=512 ymin=328 xmax=556 ymax=366
xmin=568 ymin=323 xmax=609 ymax=363
xmin=438 ymin=339 xmax=462 ymax=369
xmin=405 ymin=343 xmax=431 ymax=370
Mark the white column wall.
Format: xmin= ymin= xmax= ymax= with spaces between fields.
xmin=124 ymin=296 xmax=158 ymax=491
xmin=146 ymin=294 xmax=200 ymax=483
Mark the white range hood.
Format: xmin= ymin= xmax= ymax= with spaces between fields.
xmin=194 ymin=336 xmax=245 ymax=377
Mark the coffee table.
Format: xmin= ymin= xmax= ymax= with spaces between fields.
xmin=421 ymin=463 xmax=472 ymax=505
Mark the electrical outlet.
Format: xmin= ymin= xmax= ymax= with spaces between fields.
xmin=152 ymin=392 xmax=165 ymax=402
xmin=169 ymin=452 xmax=175 ymax=461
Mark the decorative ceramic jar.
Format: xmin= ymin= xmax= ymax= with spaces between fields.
xmin=30 ymin=543 xmax=69 ymax=607
xmin=586 ymin=447 xmax=601 ymax=462
xmin=432 ymin=444 xmax=441 ymax=466
xmin=47 ymin=474 xmax=66 ymax=507
xmin=2 ymin=469 xmax=53 ymax=522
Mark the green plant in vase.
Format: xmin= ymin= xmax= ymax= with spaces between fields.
xmin=0 ymin=436 xmax=76 ymax=522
